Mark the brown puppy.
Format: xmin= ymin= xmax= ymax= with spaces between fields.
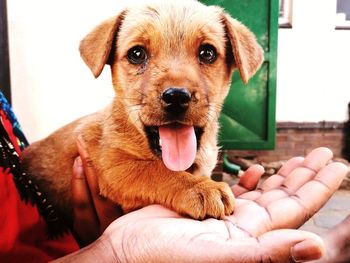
xmin=21 ymin=0 xmax=263 ymax=225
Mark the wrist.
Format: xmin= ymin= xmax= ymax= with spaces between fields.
xmin=51 ymin=237 xmax=118 ymax=263
xmin=88 ymin=237 xmax=119 ymax=263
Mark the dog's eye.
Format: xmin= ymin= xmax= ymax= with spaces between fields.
xmin=127 ymin=46 xmax=148 ymax=65
xmin=198 ymin=44 xmax=217 ymax=64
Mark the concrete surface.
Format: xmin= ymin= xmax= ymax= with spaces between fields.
xmin=300 ymin=190 xmax=350 ymax=235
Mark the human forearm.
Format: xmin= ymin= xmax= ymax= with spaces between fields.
xmin=51 ymin=237 xmax=118 ymax=263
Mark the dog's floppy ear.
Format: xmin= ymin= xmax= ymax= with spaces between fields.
xmin=222 ymin=13 xmax=264 ymax=84
xmin=79 ymin=12 xmax=126 ymax=78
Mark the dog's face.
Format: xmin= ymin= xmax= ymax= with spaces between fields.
xmin=80 ymin=1 xmax=263 ymax=172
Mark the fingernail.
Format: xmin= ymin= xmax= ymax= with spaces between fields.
xmin=75 ymin=156 xmax=83 ymax=166
xmin=291 ymin=239 xmax=324 ymax=262
xmin=73 ymin=157 xmax=85 ymax=179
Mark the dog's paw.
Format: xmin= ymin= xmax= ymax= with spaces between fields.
xmin=174 ymin=180 xmax=235 ymax=220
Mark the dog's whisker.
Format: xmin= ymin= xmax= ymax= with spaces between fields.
xmin=120 ymin=97 xmax=142 ymax=102
xmin=132 ymin=88 xmax=147 ymax=97
xmin=205 ymin=103 xmax=221 ymax=119
xmin=125 ymin=103 xmax=146 ymax=108
xmin=121 ymin=106 xmax=143 ymax=132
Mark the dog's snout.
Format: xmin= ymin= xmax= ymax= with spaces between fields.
xmin=162 ymin=87 xmax=191 ymax=114
xmin=162 ymin=88 xmax=191 ymax=105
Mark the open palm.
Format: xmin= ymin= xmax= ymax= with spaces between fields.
xmin=100 ymin=148 xmax=347 ymax=263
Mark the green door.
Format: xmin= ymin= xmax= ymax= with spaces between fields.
xmin=201 ymin=0 xmax=278 ymax=150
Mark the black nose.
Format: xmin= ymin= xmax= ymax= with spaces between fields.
xmin=161 ymin=87 xmax=191 ymax=114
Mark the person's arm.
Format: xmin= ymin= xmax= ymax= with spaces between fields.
xmin=51 ymin=238 xmax=116 ymax=263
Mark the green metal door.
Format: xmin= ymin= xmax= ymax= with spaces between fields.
xmin=201 ymin=0 xmax=278 ymax=150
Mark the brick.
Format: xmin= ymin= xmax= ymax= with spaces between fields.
xmin=221 ymin=124 xmax=344 ymax=164
xmin=276 ymin=141 xmax=295 ymax=150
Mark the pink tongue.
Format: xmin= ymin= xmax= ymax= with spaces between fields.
xmin=159 ymin=124 xmax=196 ymax=171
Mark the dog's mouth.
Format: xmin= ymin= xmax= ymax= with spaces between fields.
xmin=145 ymin=124 xmax=204 ymax=171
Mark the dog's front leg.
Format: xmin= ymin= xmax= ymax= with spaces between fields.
xmin=98 ymin=160 xmax=235 ymax=220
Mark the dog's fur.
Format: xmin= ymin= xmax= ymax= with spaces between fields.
xmin=21 ymin=0 xmax=263 ymax=224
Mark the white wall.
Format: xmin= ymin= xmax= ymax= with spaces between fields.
xmin=8 ymin=0 xmax=125 ymax=142
xmin=7 ymin=0 xmax=350 ymax=143
xmin=276 ymin=0 xmax=350 ymax=122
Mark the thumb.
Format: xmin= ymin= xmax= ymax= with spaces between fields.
xmin=291 ymin=239 xmax=326 ymax=263
xmin=258 ymin=229 xmax=325 ymax=262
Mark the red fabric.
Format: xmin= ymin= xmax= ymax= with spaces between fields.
xmin=0 ymin=110 xmax=21 ymax=154
xmin=0 ymin=112 xmax=79 ymax=262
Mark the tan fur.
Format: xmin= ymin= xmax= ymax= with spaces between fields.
xmin=21 ymin=1 xmax=263 ymax=224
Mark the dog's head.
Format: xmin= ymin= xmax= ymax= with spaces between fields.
xmin=80 ymin=0 xmax=263 ymax=172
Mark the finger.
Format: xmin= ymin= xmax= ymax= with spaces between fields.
xmin=238 ymin=157 xmax=304 ymax=200
xmin=258 ymin=229 xmax=325 ymax=262
xmin=187 ymin=229 xmax=325 ymax=263
xmin=71 ymin=156 xmax=100 ymax=247
xmin=254 ymin=148 xmax=334 ymax=209
xmin=302 ymin=147 xmax=333 ymax=172
xmin=266 ymin=162 xmax=348 ymax=230
xmin=278 ymin=156 xmax=305 ymax=177
xmin=291 ymin=239 xmax=326 ymax=263
xmin=76 ymin=136 xmax=99 ymax=195
xmin=259 ymin=157 xmax=304 ymax=192
xmin=232 ymin=164 xmax=264 ymax=197
xmin=295 ymin=161 xmax=347 ymax=217
xmin=76 ymin=135 xmax=123 ymax=232
xmin=257 ymin=148 xmax=333 ymax=206
xmin=280 ymin=147 xmax=333 ymax=193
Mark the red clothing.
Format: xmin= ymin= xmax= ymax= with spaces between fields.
xmin=0 ymin=99 xmax=79 ymax=262
xmin=0 ymin=168 xmax=79 ymax=262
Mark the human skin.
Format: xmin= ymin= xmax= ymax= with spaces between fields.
xmin=55 ymin=143 xmax=347 ymax=263
xmin=310 ymin=214 xmax=350 ymax=263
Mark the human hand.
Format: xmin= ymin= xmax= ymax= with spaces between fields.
xmin=95 ymin=147 xmax=347 ymax=263
xmin=54 ymin=161 xmax=264 ymax=262
xmin=70 ymin=136 xmax=123 ymax=247
xmin=64 ymin=147 xmax=347 ymax=263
